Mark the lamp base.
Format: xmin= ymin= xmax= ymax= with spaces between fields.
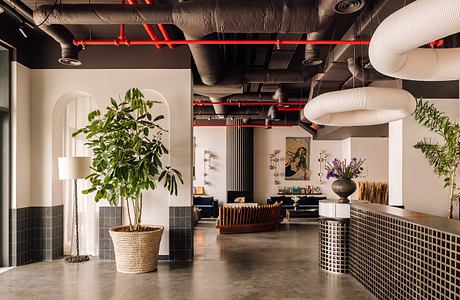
xmin=65 ymin=255 xmax=90 ymax=264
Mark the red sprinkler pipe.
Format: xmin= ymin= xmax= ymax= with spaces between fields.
xmin=73 ymin=39 xmax=371 ymax=47
xmin=144 ymin=0 xmax=173 ymax=49
xmin=126 ymin=0 xmax=162 ymax=49
xmin=193 ymin=101 xmax=307 ymax=106
xmin=193 ymin=123 xmax=295 ymax=128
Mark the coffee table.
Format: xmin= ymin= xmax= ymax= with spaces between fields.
xmin=286 ymin=208 xmax=319 ymax=222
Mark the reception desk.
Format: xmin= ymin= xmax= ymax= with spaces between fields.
xmin=349 ymin=203 xmax=460 ymax=300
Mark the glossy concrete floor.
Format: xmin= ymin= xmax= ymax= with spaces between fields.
xmin=0 ymin=220 xmax=376 ymax=300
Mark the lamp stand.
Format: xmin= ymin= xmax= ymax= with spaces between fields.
xmin=65 ymin=179 xmax=90 ymax=263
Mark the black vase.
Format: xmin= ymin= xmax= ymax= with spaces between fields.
xmin=332 ymin=179 xmax=356 ymax=203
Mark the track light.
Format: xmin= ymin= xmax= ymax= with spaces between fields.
xmin=19 ymin=25 xmax=27 ymax=38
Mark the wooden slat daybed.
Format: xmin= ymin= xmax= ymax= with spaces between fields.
xmin=216 ymin=202 xmax=283 ymax=234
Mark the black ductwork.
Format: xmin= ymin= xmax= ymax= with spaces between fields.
xmin=346 ymin=57 xmax=392 ymax=83
xmin=243 ymin=68 xmax=311 ymax=84
xmin=33 ymin=0 xmax=361 ymax=85
xmin=3 ymin=0 xmax=80 ymax=65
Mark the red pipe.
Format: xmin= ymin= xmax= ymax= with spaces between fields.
xmin=144 ymin=0 xmax=174 ymax=49
xmin=74 ymin=39 xmax=371 ymax=47
xmin=126 ymin=0 xmax=162 ymax=49
xmin=193 ymin=123 xmax=294 ymax=128
xmin=193 ymin=101 xmax=306 ymax=106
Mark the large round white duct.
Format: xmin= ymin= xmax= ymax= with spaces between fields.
xmin=369 ymin=0 xmax=460 ymax=81
xmin=303 ymin=87 xmax=416 ymax=126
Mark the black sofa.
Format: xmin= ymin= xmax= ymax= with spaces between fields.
xmin=267 ymin=195 xmax=326 ymax=217
xmin=193 ymin=196 xmax=219 ymax=218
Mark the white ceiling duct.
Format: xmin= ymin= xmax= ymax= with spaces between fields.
xmin=303 ymin=87 xmax=416 ymax=126
xmin=369 ymin=0 xmax=460 ymax=81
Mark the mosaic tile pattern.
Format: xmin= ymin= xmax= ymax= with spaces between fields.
xmin=98 ymin=207 xmax=122 ymax=260
xmin=350 ymin=206 xmax=460 ymax=300
xmin=10 ymin=205 xmax=64 ymax=266
xmin=169 ymin=206 xmax=193 ymax=261
xmin=319 ymin=218 xmax=349 ymax=273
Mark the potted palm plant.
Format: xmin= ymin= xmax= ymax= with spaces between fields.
xmin=73 ymin=88 xmax=183 ymax=273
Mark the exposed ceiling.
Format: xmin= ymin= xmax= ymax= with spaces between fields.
xmin=4 ymin=0 xmax=457 ymax=139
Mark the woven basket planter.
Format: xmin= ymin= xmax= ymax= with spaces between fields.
xmin=109 ymin=225 xmax=164 ymax=273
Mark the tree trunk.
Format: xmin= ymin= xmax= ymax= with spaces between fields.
xmin=448 ymin=171 xmax=456 ymax=219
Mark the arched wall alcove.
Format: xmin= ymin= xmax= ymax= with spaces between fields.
xmin=51 ymin=90 xmax=99 ymax=256
xmin=30 ymin=68 xmax=193 ymax=260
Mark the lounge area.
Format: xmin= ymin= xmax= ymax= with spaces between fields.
xmin=1 ymin=0 xmax=460 ymax=299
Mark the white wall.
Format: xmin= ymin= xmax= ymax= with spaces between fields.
xmin=253 ymin=127 xmax=343 ymax=203
xmin=344 ymin=137 xmax=389 ymax=199
xmin=390 ymin=99 xmax=460 ymax=218
xmin=193 ymin=127 xmax=227 ymax=203
xmin=29 ymin=68 xmax=193 ymax=255
xmin=253 ymin=128 xmax=389 ymax=203
xmin=10 ymin=62 xmax=31 ymax=209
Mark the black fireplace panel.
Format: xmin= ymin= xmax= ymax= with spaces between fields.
xmin=227 ymin=191 xmax=253 ymax=203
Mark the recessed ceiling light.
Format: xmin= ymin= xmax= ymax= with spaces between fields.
xmin=58 ymin=57 xmax=82 ymax=66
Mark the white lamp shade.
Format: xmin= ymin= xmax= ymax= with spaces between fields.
xmin=58 ymin=156 xmax=91 ymax=180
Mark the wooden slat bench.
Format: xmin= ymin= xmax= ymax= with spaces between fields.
xmin=216 ymin=202 xmax=283 ymax=234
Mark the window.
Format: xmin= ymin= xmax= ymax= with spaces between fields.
xmin=0 ymin=44 xmax=10 ymax=267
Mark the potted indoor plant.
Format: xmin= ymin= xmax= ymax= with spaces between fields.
xmin=325 ymin=158 xmax=365 ymax=203
xmin=73 ymin=88 xmax=183 ymax=273
xmin=412 ymin=99 xmax=460 ymax=219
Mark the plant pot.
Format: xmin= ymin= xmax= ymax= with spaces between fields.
xmin=332 ymin=179 xmax=356 ymax=203
xmin=109 ymin=225 xmax=164 ymax=273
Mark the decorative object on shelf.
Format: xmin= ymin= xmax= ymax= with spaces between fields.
xmin=73 ymin=88 xmax=183 ymax=273
xmin=292 ymin=195 xmax=300 ymax=210
xmin=58 ymin=156 xmax=91 ymax=264
xmin=285 ymin=137 xmax=311 ymax=181
xmin=277 ymin=186 xmax=286 ymax=194
xmin=194 ymin=186 xmax=205 ymax=195
xmin=326 ymin=158 xmax=365 ymax=203
xmin=318 ymin=150 xmax=329 ymax=184
xmin=304 ymin=87 xmax=416 ymax=126
xmin=269 ymin=150 xmax=281 ymax=185
xmin=292 ymin=186 xmax=301 ymax=194
xmin=369 ymin=0 xmax=460 ymax=82
xmin=300 ymin=187 xmax=306 ymax=194
xmin=203 ymin=150 xmax=213 ymax=185
xmin=412 ymin=98 xmax=460 ymax=219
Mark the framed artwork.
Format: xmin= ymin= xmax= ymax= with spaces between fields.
xmin=285 ymin=137 xmax=311 ymax=181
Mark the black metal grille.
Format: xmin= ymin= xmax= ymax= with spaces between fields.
xmin=350 ymin=206 xmax=460 ymax=300
xmin=319 ymin=218 xmax=350 ymax=273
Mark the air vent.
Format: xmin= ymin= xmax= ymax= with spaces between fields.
xmin=334 ymin=0 xmax=366 ymax=14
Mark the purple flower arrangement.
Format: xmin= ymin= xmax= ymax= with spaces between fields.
xmin=325 ymin=158 xmax=365 ymax=180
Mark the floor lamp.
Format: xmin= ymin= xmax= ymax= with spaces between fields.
xmin=58 ymin=156 xmax=91 ymax=263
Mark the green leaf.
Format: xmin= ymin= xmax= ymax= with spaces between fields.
xmin=111 ymin=97 xmax=118 ymax=109
xmin=153 ymin=115 xmax=165 ymax=122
